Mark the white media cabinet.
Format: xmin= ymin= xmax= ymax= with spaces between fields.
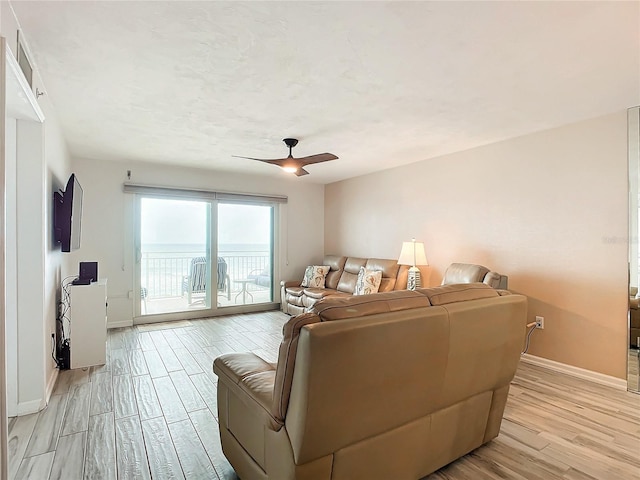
xmin=69 ymin=278 xmax=107 ymax=369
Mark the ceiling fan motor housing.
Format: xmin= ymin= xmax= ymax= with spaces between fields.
xmin=283 ymin=138 xmax=299 ymax=148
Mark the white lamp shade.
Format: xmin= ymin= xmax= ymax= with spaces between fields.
xmin=398 ymin=241 xmax=428 ymax=266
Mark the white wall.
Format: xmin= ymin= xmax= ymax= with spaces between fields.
xmin=68 ymin=158 xmax=325 ymax=326
xmin=2 ymin=3 xmax=72 ymax=413
xmin=43 ymin=99 xmax=71 ymax=397
xmin=325 ymin=112 xmax=629 ymax=379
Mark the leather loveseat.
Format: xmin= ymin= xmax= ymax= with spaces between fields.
xmin=280 ymin=255 xmax=405 ymax=315
xmin=213 ymin=283 xmax=527 ymax=480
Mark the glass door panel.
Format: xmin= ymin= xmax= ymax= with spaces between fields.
xmin=218 ymin=203 xmax=273 ymax=307
xmin=139 ymin=197 xmax=211 ymax=315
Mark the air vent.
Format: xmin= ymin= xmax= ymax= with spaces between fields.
xmin=17 ymin=31 xmax=33 ymax=88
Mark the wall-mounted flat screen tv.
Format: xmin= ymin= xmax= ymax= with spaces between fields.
xmin=54 ymin=173 xmax=83 ymax=252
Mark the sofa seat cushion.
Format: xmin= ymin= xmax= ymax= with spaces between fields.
xmin=303 ymin=287 xmax=339 ymax=300
xmin=285 ymin=286 xmax=304 ymax=297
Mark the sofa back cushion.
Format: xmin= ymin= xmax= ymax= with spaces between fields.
xmin=441 ymin=263 xmax=489 ymax=285
xmin=336 ymin=257 xmax=367 ymax=293
xmin=323 ymin=255 xmax=347 ymax=290
xmin=483 ymin=271 xmax=509 ymax=289
xmin=366 ymin=258 xmax=401 ymax=292
xmin=285 ymin=306 xmax=449 ymax=464
xmin=312 ymin=290 xmax=430 ymax=321
xmin=271 ymin=312 xmax=321 ymax=423
xmin=417 ymin=283 xmax=498 ymax=306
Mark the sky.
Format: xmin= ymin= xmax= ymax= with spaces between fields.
xmin=140 ymin=198 xmax=271 ymax=245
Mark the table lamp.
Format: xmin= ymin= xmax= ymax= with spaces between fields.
xmin=398 ymin=238 xmax=428 ymax=290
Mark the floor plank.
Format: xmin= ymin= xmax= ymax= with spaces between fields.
xmin=143 ymin=349 xmax=169 ymax=378
xmin=14 ymin=451 xmax=55 ymax=480
xmin=115 ymin=416 xmax=151 ymax=480
xmin=7 ymin=413 xmax=39 ymax=480
xmin=84 ymin=412 xmax=117 ymax=480
xmin=48 ymin=431 xmax=86 ymax=480
xmin=132 ymin=375 xmax=164 ymax=421
xmin=173 ymin=347 xmax=203 ymax=375
xmin=152 ymin=376 xmax=189 ymax=424
xmin=169 ymin=370 xmax=207 ymax=412
xmin=89 ymin=371 xmax=113 ymax=417
xmin=141 ymin=417 xmax=185 ymax=480
xmin=189 ymin=408 xmax=237 ymax=479
xmin=24 ymin=394 xmax=67 ymax=457
xmin=168 ymin=418 xmax=218 ymax=479
xmin=109 ymin=348 xmax=130 ymax=376
xmin=60 ymin=383 xmax=91 ymax=436
xmin=113 ymin=375 xmax=138 ymax=419
xmin=189 ymin=373 xmax=219 ymax=417
xmin=127 ymin=349 xmax=149 ymax=376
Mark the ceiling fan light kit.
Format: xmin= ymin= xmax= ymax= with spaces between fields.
xmin=233 ymin=138 xmax=338 ymax=177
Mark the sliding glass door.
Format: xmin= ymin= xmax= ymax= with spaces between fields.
xmin=139 ymin=197 xmax=212 ymax=316
xmin=134 ymin=193 xmax=276 ymax=321
xmin=218 ymin=202 xmax=273 ymax=306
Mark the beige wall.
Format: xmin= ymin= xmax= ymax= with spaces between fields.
xmin=325 ymin=111 xmax=628 ymax=379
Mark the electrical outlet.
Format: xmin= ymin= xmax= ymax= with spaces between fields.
xmin=535 ymin=316 xmax=544 ymax=329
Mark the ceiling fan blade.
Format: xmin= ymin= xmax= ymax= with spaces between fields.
xmin=294 ymin=167 xmax=310 ymax=177
xmin=232 ymin=155 xmax=287 ymax=163
xmin=298 ymin=153 xmax=338 ymax=165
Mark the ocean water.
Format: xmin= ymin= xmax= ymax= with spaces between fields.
xmin=143 ymin=243 xmax=270 ymax=257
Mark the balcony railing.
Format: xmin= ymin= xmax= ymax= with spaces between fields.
xmin=141 ymin=250 xmax=270 ymax=299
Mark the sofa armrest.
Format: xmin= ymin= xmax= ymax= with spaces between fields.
xmin=281 ymin=280 xmax=301 ymax=288
xmin=213 ymin=353 xmax=282 ymax=430
xmin=214 ymin=352 xmax=274 ymax=383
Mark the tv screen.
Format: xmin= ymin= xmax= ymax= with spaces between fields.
xmin=54 ymin=173 xmax=83 ymax=252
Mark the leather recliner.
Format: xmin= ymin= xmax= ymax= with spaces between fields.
xmin=213 ymin=283 xmax=527 ymax=480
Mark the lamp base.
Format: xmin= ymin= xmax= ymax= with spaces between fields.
xmin=407 ymin=266 xmax=422 ymax=291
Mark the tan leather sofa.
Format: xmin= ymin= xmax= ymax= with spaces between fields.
xmin=213 ymin=283 xmax=527 ymax=480
xmin=442 ymin=262 xmax=509 ymax=289
xmin=280 ymin=255 xmax=405 ymax=315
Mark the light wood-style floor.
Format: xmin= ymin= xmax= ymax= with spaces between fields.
xmin=7 ymin=311 xmax=640 ymax=480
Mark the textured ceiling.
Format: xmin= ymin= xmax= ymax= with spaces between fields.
xmin=11 ymin=1 xmax=640 ymax=184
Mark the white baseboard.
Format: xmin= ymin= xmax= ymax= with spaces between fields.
xmin=17 ymin=399 xmax=42 ymax=416
xmin=45 ymin=368 xmax=59 ymax=403
xmin=521 ymin=354 xmax=627 ymax=391
xmin=16 ymin=368 xmax=60 ymax=416
xmin=108 ymin=320 xmax=133 ymax=329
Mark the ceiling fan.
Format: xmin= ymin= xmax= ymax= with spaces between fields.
xmin=233 ymin=138 xmax=338 ymax=177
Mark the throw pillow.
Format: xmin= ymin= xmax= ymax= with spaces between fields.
xmin=301 ymin=265 xmax=331 ymax=288
xmin=354 ymin=267 xmax=383 ymax=295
